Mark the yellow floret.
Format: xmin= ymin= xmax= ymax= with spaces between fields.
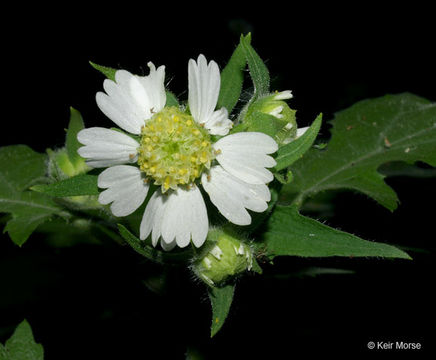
xmin=137 ymin=107 xmax=215 ymax=193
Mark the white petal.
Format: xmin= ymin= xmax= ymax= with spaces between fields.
xmin=213 ymin=132 xmax=278 ymax=184
xmin=161 ymin=186 xmax=209 ymax=248
xmin=214 ymin=131 xmax=278 ymax=153
xmin=202 ymin=165 xmax=271 ymax=226
xmin=137 ymin=62 xmax=166 ymax=113
xmin=203 ymin=107 xmax=233 ymax=136
xmin=98 ymin=165 xmax=149 ymax=217
xmin=296 ymin=126 xmax=310 ymax=138
xmin=188 ymin=54 xmax=221 ymax=126
xmin=96 ymin=66 xmax=166 ymax=134
xmin=77 ymin=127 xmax=139 ymax=168
xmin=139 ymin=190 xmax=167 ymax=246
xmin=274 ymin=90 xmax=293 ymax=100
xmin=140 ymin=187 xmax=209 ymax=248
xmin=97 ymin=77 xmax=147 ymax=134
xmin=268 ymin=105 xmax=284 ymax=119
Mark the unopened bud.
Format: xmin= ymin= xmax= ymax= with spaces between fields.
xmin=193 ymin=228 xmax=253 ymax=286
xmin=243 ymin=91 xmax=298 ymax=145
xmin=48 ymin=147 xmax=90 ymax=180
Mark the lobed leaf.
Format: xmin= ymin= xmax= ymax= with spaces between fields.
xmin=282 ymin=93 xmax=436 ymax=210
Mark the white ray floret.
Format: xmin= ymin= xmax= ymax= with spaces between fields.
xmin=77 ymin=127 xmax=139 ymax=168
xmin=140 ymin=186 xmax=208 ymax=248
xmin=273 ymin=90 xmax=293 ymax=100
xmin=202 ymin=165 xmax=270 ymax=226
xmin=188 ymin=55 xmax=233 ymax=135
xmin=213 ymin=132 xmax=278 ymax=185
xmin=96 ymin=63 xmax=166 ymax=134
xmin=98 ymin=165 xmax=149 ymax=217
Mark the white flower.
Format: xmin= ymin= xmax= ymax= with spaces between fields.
xmin=78 ymin=55 xmax=278 ymax=250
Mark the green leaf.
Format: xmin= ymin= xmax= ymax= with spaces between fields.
xmin=283 ymin=93 xmax=436 ymax=210
xmin=275 ymin=113 xmax=322 ymax=171
xmin=0 ymin=146 xmax=67 ymax=245
xmin=66 ymin=107 xmax=85 ymax=167
xmin=117 ymin=224 xmax=193 ymax=264
xmin=217 ymin=34 xmax=250 ymax=113
xmin=0 ymin=145 xmax=46 ymax=191
xmin=90 ymin=61 xmax=116 ymax=81
xmin=0 ymin=319 xmax=44 ymax=360
xmin=31 ymin=174 xmax=99 ymax=197
xmin=3 ymin=212 xmax=52 ymax=246
xmin=208 ymin=284 xmax=235 ymax=337
xmin=240 ymin=33 xmax=270 ymax=99
xmin=262 ymin=205 xmax=411 ymax=259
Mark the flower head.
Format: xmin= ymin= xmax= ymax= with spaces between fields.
xmin=78 ymin=55 xmax=278 ymax=250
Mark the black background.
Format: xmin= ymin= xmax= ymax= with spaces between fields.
xmin=1 ymin=4 xmax=435 ymax=358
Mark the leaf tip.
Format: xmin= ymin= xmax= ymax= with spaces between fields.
xmin=397 ymin=249 xmax=413 ymax=260
xmin=69 ymin=106 xmax=80 ymax=116
xmin=240 ymin=32 xmax=252 ymax=44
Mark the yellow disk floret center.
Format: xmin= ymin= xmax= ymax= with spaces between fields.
xmin=138 ymin=107 xmax=214 ymax=192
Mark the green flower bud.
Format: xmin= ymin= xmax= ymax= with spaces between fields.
xmin=240 ymin=91 xmax=298 ymax=145
xmin=47 ymin=147 xmax=90 ymax=180
xmin=46 ymin=148 xmax=100 ymax=209
xmin=193 ymin=228 xmax=253 ymax=286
